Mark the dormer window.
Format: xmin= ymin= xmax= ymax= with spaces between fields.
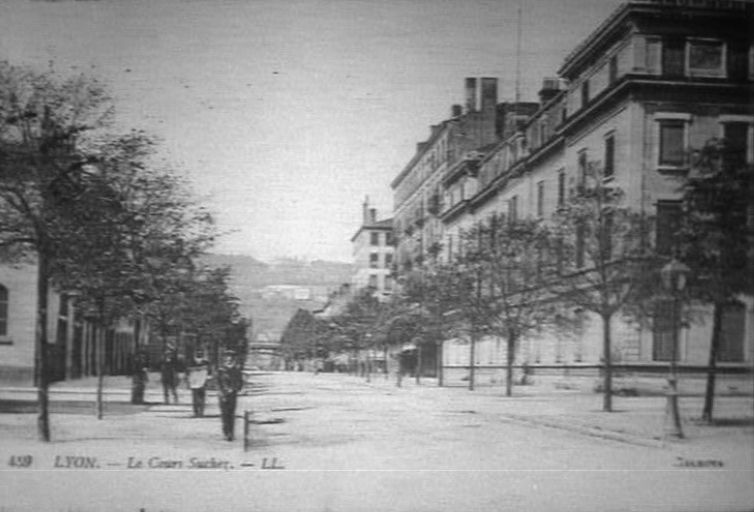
xmin=687 ymin=39 xmax=725 ymax=78
xmin=580 ymin=79 xmax=590 ymax=109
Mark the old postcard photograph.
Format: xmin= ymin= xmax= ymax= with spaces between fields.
xmin=1 ymin=0 xmax=753 ymax=511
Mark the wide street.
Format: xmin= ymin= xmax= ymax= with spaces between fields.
xmin=1 ymin=371 xmax=753 ymax=512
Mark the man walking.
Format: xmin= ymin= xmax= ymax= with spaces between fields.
xmin=217 ymin=349 xmax=243 ymax=441
xmin=187 ymin=349 xmax=210 ymax=417
xmin=161 ymin=348 xmax=180 ymax=404
xmin=131 ymin=350 xmax=149 ymax=405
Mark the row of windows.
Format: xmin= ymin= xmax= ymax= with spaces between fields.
xmin=366 ymin=274 xmax=394 ymax=292
xmin=577 ymin=37 xmax=753 ymax=115
xmin=493 ymin=118 xmax=748 ymax=236
xmin=369 ymin=231 xmax=394 ymax=246
xmin=659 ymin=119 xmax=749 ymax=168
xmin=368 ymin=252 xmax=393 ymax=269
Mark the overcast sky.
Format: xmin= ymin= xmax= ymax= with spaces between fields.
xmin=0 ymin=0 xmax=622 ymax=262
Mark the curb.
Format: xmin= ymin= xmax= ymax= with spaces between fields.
xmin=499 ymin=413 xmax=666 ymax=448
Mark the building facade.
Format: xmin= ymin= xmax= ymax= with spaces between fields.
xmin=0 ymin=262 xmax=140 ymax=386
xmin=393 ymin=0 xmax=754 ymax=386
xmin=351 ymin=198 xmax=395 ymax=301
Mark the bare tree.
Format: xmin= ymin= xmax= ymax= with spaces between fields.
xmin=464 ymin=214 xmax=557 ymax=397
xmin=549 ymin=163 xmax=656 ymax=412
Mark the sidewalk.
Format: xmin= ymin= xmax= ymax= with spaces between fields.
xmin=0 ymin=370 xmax=266 ymax=404
xmin=336 ymin=370 xmax=754 ymax=449
xmin=2 ymin=370 xmax=752 ymax=450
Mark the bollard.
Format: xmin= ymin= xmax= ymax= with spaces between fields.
xmin=243 ymin=410 xmax=252 ymax=451
xmin=663 ymin=379 xmax=684 ymax=439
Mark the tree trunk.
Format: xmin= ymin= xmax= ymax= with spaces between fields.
xmin=415 ymin=343 xmax=422 ymax=385
xmin=130 ymin=316 xmax=142 ymax=404
xmin=437 ymin=341 xmax=443 ymax=387
xmin=469 ymin=333 xmax=476 ymax=391
xmin=96 ymin=325 xmax=105 ymax=420
xmin=505 ymin=333 xmax=516 ymax=397
xmin=702 ymin=302 xmax=723 ymax=423
xmin=96 ymin=299 xmax=106 ymax=420
xmin=35 ymin=250 xmax=51 ymax=442
xmin=602 ymin=314 xmax=613 ymax=412
xmin=383 ymin=346 xmax=389 ymax=380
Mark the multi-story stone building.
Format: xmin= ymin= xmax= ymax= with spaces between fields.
xmin=391 ymin=77 xmax=538 ymax=272
xmin=395 ymin=0 xmax=754 ymax=386
xmin=351 ymin=198 xmax=395 ymax=300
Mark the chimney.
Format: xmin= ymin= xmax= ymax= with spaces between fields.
xmin=480 ymin=77 xmax=498 ymax=144
xmin=538 ymin=77 xmax=560 ymax=105
xmin=369 ymin=208 xmax=377 ymax=224
xmin=480 ymin=77 xmax=497 ymax=116
xmin=451 ymin=104 xmax=463 ymax=117
xmin=362 ymin=196 xmax=370 ymax=225
xmin=465 ymin=77 xmax=477 ymax=113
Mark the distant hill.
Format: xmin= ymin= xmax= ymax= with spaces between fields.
xmin=200 ymin=254 xmax=354 ymax=342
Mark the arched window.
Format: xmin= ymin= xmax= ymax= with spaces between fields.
xmin=0 ymin=285 xmax=8 ymax=337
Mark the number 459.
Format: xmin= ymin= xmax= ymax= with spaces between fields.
xmin=9 ymin=455 xmax=33 ymax=467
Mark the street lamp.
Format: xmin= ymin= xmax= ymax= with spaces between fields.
xmin=660 ymin=258 xmax=690 ymax=439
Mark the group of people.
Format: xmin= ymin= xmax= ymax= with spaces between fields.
xmin=130 ymin=347 xmax=244 ymax=441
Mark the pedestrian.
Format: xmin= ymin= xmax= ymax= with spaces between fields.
xmin=217 ymin=349 xmax=243 ymax=441
xmin=187 ymin=349 xmax=210 ymax=417
xmin=131 ymin=350 xmax=149 ymax=405
xmin=160 ymin=347 xmax=179 ymax=404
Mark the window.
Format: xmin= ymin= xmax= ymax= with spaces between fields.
xmin=368 ymin=274 xmax=378 ymax=289
xmin=722 ymin=122 xmax=749 ymax=169
xmin=577 ymin=150 xmax=588 ymax=192
xmin=56 ymin=294 xmax=69 ymax=346
xmin=580 ymin=80 xmax=590 ymax=109
xmin=727 ymin=40 xmax=749 ymax=81
xmin=384 ymin=253 xmax=393 ymax=269
xmin=370 ymin=232 xmax=380 ymax=246
xmin=557 ymin=170 xmax=566 ymax=207
xmin=603 ymin=134 xmax=615 ymax=179
xmin=646 ymin=37 xmax=662 ymax=74
xmin=507 ymin=195 xmax=518 ymax=223
xmin=369 ymin=253 xmax=379 ymax=268
xmin=384 ymin=276 xmax=393 ymax=292
xmin=385 ymin=231 xmax=394 ymax=246
xmin=687 ymin=39 xmax=725 ymax=78
xmin=663 ymin=37 xmax=685 ymax=78
xmin=659 ymin=120 xmax=686 ymax=167
xmin=601 ymin=210 xmax=614 ymax=262
xmin=539 ymin=119 xmax=548 ymax=146
xmin=536 ymin=181 xmax=545 ymax=218
xmin=575 ymin=222 xmax=586 ymax=269
xmin=652 ymin=299 xmax=675 ymax=361
xmin=718 ymin=302 xmax=745 ymax=362
xmin=609 ymin=55 xmax=618 ymax=84
xmin=0 ymin=285 xmax=8 ymax=337
xmin=656 ymin=201 xmax=682 ymax=256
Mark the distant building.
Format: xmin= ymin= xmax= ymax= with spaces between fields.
xmin=350 ymin=198 xmax=395 ymax=301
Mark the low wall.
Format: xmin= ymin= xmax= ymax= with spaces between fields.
xmin=441 ymin=364 xmax=753 ymax=395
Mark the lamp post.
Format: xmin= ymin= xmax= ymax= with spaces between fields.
xmin=660 ymin=258 xmax=690 ymax=439
xmin=364 ymin=333 xmax=372 ymax=383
